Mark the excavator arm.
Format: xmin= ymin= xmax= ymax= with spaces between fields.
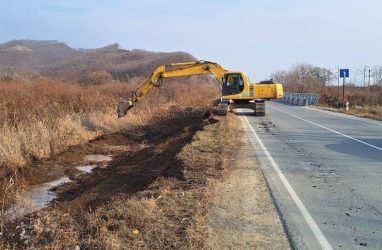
xmin=117 ymin=61 xmax=227 ymax=117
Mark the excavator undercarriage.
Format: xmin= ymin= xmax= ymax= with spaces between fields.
xmin=216 ymin=100 xmax=265 ymax=116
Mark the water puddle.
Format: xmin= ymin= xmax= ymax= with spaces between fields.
xmin=4 ymin=155 xmax=113 ymax=220
xmin=5 ymin=176 xmax=72 ymax=220
xmin=27 ymin=176 xmax=72 ymax=208
xmin=84 ymin=154 xmax=112 ymax=162
xmin=76 ymin=165 xmax=96 ymax=173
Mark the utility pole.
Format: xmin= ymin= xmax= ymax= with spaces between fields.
xmin=368 ymin=68 xmax=371 ymax=94
xmin=368 ymin=69 xmax=371 ymax=87
xmin=364 ymin=67 xmax=366 ymax=87
xmin=337 ymin=67 xmax=340 ymax=87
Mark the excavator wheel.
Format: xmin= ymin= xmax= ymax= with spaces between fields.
xmin=254 ymin=100 xmax=265 ymax=116
xmin=217 ymin=102 xmax=229 ymax=115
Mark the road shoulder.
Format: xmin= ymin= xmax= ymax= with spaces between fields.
xmin=207 ymin=116 xmax=290 ymax=249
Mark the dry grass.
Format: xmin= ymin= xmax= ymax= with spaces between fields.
xmin=318 ymin=85 xmax=382 ymax=107
xmin=321 ymin=105 xmax=382 ymax=121
xmin=313 ymin=86 xmax=382 ymax=120
xmin=0 ymin=74 xmax=226 ymax=249
xmin=0 ymin=79 xmax=131 ymax=172
xmin=0 ymin=113 xmax=241 ymax=249
xmin=0 ymin=77 xmax=218 ymax=173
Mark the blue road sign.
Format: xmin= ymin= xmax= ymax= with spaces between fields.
xmin=340 ymin=69 xmax=349 ymax=78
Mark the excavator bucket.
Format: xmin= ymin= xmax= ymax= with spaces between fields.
xmin=117 ymin=100 xmax=134 ymax=118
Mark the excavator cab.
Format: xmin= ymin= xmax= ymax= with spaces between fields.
xmin=222 ymin=73 xmax=245 ymax=96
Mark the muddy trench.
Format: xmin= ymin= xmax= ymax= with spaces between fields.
xmin=1 ymin=108 xmax=210 ymax=219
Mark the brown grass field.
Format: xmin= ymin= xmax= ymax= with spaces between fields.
xmin=0 ymin=75 xmax=244 ymax=249
xmin=0 ymin=110 xmax=240 ymax=249
xmin=317 ymin=85 xmax=382 ymax=120
xmin=0 ymin=77 xmax=218 ymax=174
xmin=318 ymin=85 xmax=382 ymax=106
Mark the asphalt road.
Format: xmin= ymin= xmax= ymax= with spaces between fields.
xmin=238 ymin=101 xmax=382 ymax=250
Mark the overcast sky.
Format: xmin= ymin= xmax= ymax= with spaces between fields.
xmin=1 ymin=0 xmax=382 ymax=81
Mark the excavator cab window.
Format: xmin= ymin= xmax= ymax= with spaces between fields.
xmin=222 ymin=73 xmax=244 ymax=96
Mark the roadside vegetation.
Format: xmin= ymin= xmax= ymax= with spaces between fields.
xmin=0 ymin=76 xmax=217 ymax=211
xmin=272 ymin=63 xmax=382 ymax=120
xmin=0 ymin=101 xmax=240 ymax=249
xmin=0 ymin=78 xmax=131 ymax=173
xmin=0 ymin=76 xmax=217 ymax=174
xmin=319 ymin=86 xmax=382 ymax=120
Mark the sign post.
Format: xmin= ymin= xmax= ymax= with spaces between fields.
xmin=340 ymin=69 xmax=349 ymax=109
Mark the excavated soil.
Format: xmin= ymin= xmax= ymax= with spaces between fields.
xmin=55 ymin=110 xmax=207 ymax=210
xmin=2 ymin=107 xmax=210 ymax=215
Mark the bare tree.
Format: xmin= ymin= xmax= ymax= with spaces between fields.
xmin=373 ymin=67 xmax=382 ymax=86
xmin=271 ymin=63 xmax=332 ymax=93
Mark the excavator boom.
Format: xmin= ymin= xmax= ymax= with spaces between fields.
xmin=118 ymin=61 xmax=226 ymax=117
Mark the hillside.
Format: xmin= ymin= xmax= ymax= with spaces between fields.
xmin=0 ymin=40 xmax=196 ymax=82
xmin=43 ymin=43 xmax=196 ymax=82
xmin=0 ymin=40 xmax=79 ymax=70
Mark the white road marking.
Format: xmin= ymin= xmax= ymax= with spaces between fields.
xmin=304 ymin=106 xmax=382 ymax=127
xmin=270 ymin=101 xmax=382 ymax=127
xmin=270 ymin=105 xmax=382 ymax=152
xmin=241 ymin=114 xmax=333 ymax=250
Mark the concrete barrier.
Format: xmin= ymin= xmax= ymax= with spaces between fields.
xmin=282 ymin=97 xmax=309 ymax=106
xmin=298 ymin=99 xmax=307 ymax=106
xmin=281 ymin=94 xmax=315 ymax=106
xmin=283 ymin=92 xmax=320 ymax=106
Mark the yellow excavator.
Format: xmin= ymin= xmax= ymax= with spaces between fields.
xmin=117 ymin=60 xmax=283 ymax=117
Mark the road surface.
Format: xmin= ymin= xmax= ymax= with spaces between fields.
xmin=239 ymin=101 xmax=382 ymax=250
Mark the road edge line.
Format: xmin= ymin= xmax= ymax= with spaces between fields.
xmin=271 ymin=101 xmax=382 ymax=127
xmin=270 ymin=105 xmax=382 ymax=152
xmin=241 ymin=114 xmax=333 ymax=250
xmin=304 ymin=106 xmax=382 ymax=127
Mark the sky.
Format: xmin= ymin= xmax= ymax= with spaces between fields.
xmin=1 ymin=0 xmax=382 ymax=81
